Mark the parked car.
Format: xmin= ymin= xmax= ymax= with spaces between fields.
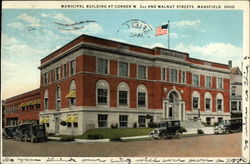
xmin=3 ymin=125 xmax=17 ymax=139
xmin=149 ymin=120 xmax=182 ymax=139
xmin=13 ymin=123 xmax=47 ymax=143
xmin=214 ymin=118 xmax=242 ymax=134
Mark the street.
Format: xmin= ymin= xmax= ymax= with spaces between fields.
xmin=3 ymin=133 xmax=241 ymax=157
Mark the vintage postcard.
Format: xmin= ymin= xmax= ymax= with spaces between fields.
xmin=1 ymin=0 xmax=250 ymax=163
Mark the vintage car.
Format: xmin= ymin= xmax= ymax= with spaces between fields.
xmin=13 ymin=123 xmax=47 ymax=143
xmin=3 ymin=126 xmax=17 ymax=139
xmin=214 ymin=118 xmax=242 ymax=134
xmin=149 ymin=120 xmax=183 ymax=139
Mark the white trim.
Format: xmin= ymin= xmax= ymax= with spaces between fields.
xmin=169 ymin=68 xmax=178 ymax=83
xmin=192 ymin=90 xmax=200 ymax=111
xmin=217 ymin=77 xmax=224 ymax=89
xmin=192 ymin=73 xmax=200 ymax=87
xmin=137 ymin=64 xmax=147 ymax=79
xmin=117 ymin=82 xmax=130 ymax=107
xmin=118 ymin=61 xmax=130 ymax=77
xmin=96 ymin=57 xmax=110 ymax=75
xmin=205 ymin=76 xmax=212 ymax=88
xmin=216 ymin=93 xmax=224 ymax=112
xmin=204 ymin=92 xmax=212 ymax=111
xmin=136 ymin=84 xmax=148 ymax=109
xmin=96 ymin=79 xmax=110 ymax=107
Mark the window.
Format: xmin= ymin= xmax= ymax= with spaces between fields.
xmin=67 ymin=122 xmax=72 ymax=127
xmin=119 ymin=62 xmax=128 ymax=77
xmin=218 ymin=117 xmax=223 ymax=123
xmin=56 ymin=87 xmax=61 ymax=111
xmin=217 ymin=99 xmax=222 ymax=111
xmin=46 ymin=123 xmax=50 ymax=128
xmin=206 ymin=98 xmax=211 ymax=110
xmin=119 ymin=91 xmax=128 ymax=106
xmin=170 ymin=69 xmax=178 ymax=82
xmin=56 ymin=67 xmax=60 ymax=80
xmin=162 ymin=68 xmax=166 ymax=80
xmin=96 ymin=80 xmax=109 ymax=105
xmin=239 ymin=101 xmax=241 ymax=111
xmin=217 ymin=78 xmax=223 ymax=89
xmin=206 ymin=76 xmax=211 ymax=88
xmin=137 ymin=84 xmax=147 ymax=108
xmin=68 ymin=81 xmax=76 ymax=107
xmin=63 ymin=64 xmax=67 ymax=78
xmin=44 ymin=72 xmax=48 ymax=84
xmin=98 ymin=89 xmax=108 ymax=104
xmin=50 ymin=70 xmax=54 ymax=82
xmin=44 ymin=89 xmax=48 ymax=111
xmin=138 ymin=116 xmax=146 ymax=127
xmin=206 ymin=117 xmax=211 ymax=126
xmin=73 ymin=122 xmax=78 ymax=128
xmin=138 ymin=93 xmax=146 ymax=107
xmin=182 ymin=71 xmax=186 ymax=83
xmin=138 ymin=65 xmax=146 ymax=79
xmin=97 ymin=58 xmax=108 ymax=74
xmin=193 ymin=97 xmax=199 ymax=109
xmin=98 ymin=114 xmax=108 ymax=127
xmin=70 ymin=60 xmax=76 ymax=75
xmin=193 ymin=74 xmax=199 ymax=86
xmin=231 ymin=101 xmax=237 ymax=111
xmin=119 ymin=115 xmax=128 ymax=128
xmin=231 ymin=86 xmax=236 ymax=96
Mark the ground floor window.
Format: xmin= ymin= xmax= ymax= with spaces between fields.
xmin=206 ymin=117 xmax=211 ymax=126
xmin=119 ymin=115 xmax=128 ymax=128
xmin=218 ymin=117 xmax=223 ymax=123
xmin=46 ymin=123 xmax=50 ymax=127
xmin=98 ymin=114 xmax=108 ymax=128
xmin=169 ymin=107 xmax=173 ymax=118
xmin=138 ymin=116 xmax=146 ymax=127
xmin=67 ymin=122 xmax=72 ymax=127
xmin=73 ymin=122 xmax=78 ymax=128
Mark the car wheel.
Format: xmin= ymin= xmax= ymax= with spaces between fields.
xmin=225 ymin=128 xmax=230 ymax=134
xmin=159 ymin=133 xmax=165 ymax=140
xmin=175 ymin=130 xmax=182 ymax=138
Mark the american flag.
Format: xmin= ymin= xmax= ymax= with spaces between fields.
xmin=155 ymin=24 xmax=168 ymax=36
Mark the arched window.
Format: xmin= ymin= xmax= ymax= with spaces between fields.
xmin=192 ymin=91 xmax=200 ymax=110
xmin=117 ymin=82 xmax=129 ymax=106
xmin=216 ymin=93 xmax=224 ymax=111
xmin=56 ymin=86 xmax=61 ymax=111
xmin=44 ymin=89 xmax=48 ymax=111
xmin=204 ymin=92 xmax=212 ymax=111
xmin=66 ymin=80 xmax=76 ymax=107
xmin=96 ymin=80 xmax=109 ymax=105
xmin=137 ymin=84 xmax=147 ymax=108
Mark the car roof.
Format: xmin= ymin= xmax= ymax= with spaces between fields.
xmin=5 ymin=125 xmax=17 ymax=128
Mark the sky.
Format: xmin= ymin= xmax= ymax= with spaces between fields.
xmin=1 ymin=9 xmax=243 ymax=99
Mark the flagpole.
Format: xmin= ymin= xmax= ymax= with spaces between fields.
xmin=168 ymin=20 xmax=170 ymax=49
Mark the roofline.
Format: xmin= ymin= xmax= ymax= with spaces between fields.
xmin=5 ymin=88 xmax=40 ymax=103
xmin=189 ymin=57 xmax=229 ymax=67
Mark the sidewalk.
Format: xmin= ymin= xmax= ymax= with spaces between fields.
xmin=48 ymin=127 xmax=215 ymax=143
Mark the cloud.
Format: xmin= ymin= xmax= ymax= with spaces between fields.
xmin=18 ymin=13 xmax=40 ymax=26
xmin=52 ymin=13 xmax=73 ymax=23
xmin=172 ymin=20 xmax=201 ymax=28
xmin=142 ymin=42 xmax=167 ymax=49
xmin=8 ymin=22 xmax=24 ymax=30
xmin=174 ymin=42 xmax=242 ymax=66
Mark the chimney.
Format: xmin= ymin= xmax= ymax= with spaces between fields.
xmin=228 ymin=60 xmax=232 ymax=69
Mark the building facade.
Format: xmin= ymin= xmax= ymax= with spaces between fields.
xmin=229 ymin=61 xmax=242 ymax=118
xmin=4 ymin=89 xmax=40 ymax=126
xmin=38 ymin=35 xmax=230 ymax=135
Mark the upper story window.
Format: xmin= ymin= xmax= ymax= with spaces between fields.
xmin=44 ymin=72 xmax=48 ymax=84
xmin=96 ymin=80 xmax=109 ymax=105
xmin=216 ymin=93 xmax=224 ymax=111
xmin=162 ymin=68 xmax=166 ymax=80
xmin=170 ymin=69 xmax=178 ymax=82
xmin=97 ymin=58 xmax=108 ymax=74
xmin=193 ymin=74 xmax=199 ymax=86
xmin=44 ymin=89 xmax=48 ymax=111
xmin=119 ymin=62 xmax=128 ymax=77
xmin=50 ymin=70 xmax=54 ymax=82
xmin=56 ymin=67 xmax=60 ymax=80
xmin=192 ymin=90 xmax=200 ymax=110
xmin=137 ymin=84 xmax=147 ymax=108
xmin=118 ymin=82 xmax=129 ymax=106
xmin=70 ymin=60 xmax=76 ymax=75
xmin=231 ymin=101 xmax=237 ymax=111
xmin=204 ymin=92 xmax=212 ymax=111
xmin=56 ymin=86 xmax=61 ymax=111
xmin=231 ymin=86 xmax=236 ymax=96
xmin=138 ymin=65 xmax=146 ymax=79
xmin=217 ymin=77 xmax=223 ymax=89
xmin=66 ymin=80 xmax=76 ymax=107
xmin=63 ymin=64 xmax=67 ymax=78
xmin=206 ymin=76 xmax=212 ymax=88
xmin=181 ymin=71 xmax=186 ymax=83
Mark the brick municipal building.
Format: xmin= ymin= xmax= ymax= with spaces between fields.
xmin=3 ymin=35 xmax=231 ymax=135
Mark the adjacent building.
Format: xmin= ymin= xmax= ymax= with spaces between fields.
xmin=37 ymin=35 xmax=230 ymax=135
xmin=229 ymin=61 xmax=242 ymax=118
xmin=4 ymin=89 xmax=40 ymax=126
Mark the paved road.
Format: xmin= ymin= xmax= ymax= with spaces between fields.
xmin=3 ymin=133 xmax=241 ymax=157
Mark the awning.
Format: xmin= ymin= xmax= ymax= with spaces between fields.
xmin=40 ymin=117 xmax=49 ymax=123
xmin=19 ymin=103 xmax=25 ymax=108
xmin=26 ymin=101 xmax=33 ymax=106
xmin=65 ymin=90 xmax=76 ymax=98
xmin=40 ymin=118 xmax=46 ymax=124
xmin=65 ymin=115 xmax=78 ymax=123
xmin=33 ymin=99 xmax=41 ymax=105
